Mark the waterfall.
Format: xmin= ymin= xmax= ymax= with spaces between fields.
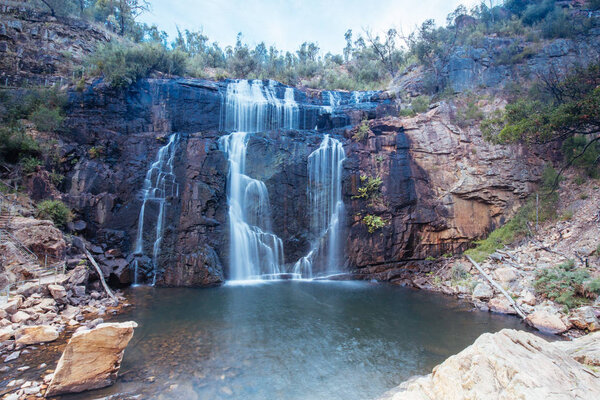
xmin=322 ymin=91 xmax=342 ymax=114
xmin=220 ymin=79 xmax=298 ymax=281
xmin=133 ymin=134 xmax=180 ymax=285
xmin=221 ymin=80 xmax=300 ymax=132
xmin=351 ymin=91 xmax=374 ymax=104
xmin=219 ymin=132 xmax=284 ymax=281
xmin=294 ymin=135 xmax=345 ymax=277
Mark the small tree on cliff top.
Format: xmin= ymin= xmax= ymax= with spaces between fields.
xmin=481 ymin=62 xmax=600 ymax=188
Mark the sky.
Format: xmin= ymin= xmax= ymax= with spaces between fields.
xmin=138 ymin=0 xmax=483 ymax=54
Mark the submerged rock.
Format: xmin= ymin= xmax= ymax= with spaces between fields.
xmin=45 ymin=321 xmax=137 ymax=397
xmin=379 ymin=329 xmax=600 ymax=400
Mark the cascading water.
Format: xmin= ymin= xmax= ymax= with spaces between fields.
xmin=221 ymin=80 xmax=299 ymax=132
xmin=133 ymin=134 xmax=180 ymax=285
xmin=220 ymin=80 xmax=299 ymax=281
xmin=219 ymin=132 xmax=284 ymax=281
xmin=351 ymin=91 xmax=374 ymax=104
xmin=294 ymin=135 xmax=346 ymax=277
xmin=322 ymin=91 xmax=342 ymax=114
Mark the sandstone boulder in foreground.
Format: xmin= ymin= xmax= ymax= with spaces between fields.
xmin=45 ymin=321 xmax=137 ymax=397
xmin=379 ymin=329 xmax=600 ymax=400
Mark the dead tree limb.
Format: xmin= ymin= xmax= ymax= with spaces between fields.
xmin=84 ymin=248 xmax=118 ymax=305
xmin=466 ymin=255 xmax=527 ymax=321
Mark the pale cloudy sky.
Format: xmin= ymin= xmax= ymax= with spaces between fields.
xmin=139 ymin=0 xmax=483 ymax=54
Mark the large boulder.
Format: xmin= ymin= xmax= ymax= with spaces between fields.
xmin=493 ymin=267 xmax=518 ymax=284
xmin=67 ymin=264 xmax=89 ymax=287
xmin=487 ymin=297 xmax=516 ymax=314
xmin=45 ymin=321 xmax=137 ymax=397
xmin=526 ymin=309 xmax=568 ymax=334
xmin=11 ymin=310 xmax=31 ymax=323
xmin=471 ymin=282 xmax=493 ymax=301
xmin=0 ymin=297 xmax=22 ymax=315
xmin=48 ymin=284 xmax=68 ymax=302
xmin=15 ymin=325 xmax=59 ymax=345
xmin=379 ymin=329 xmax=600 ymax=400
xmin=10 ymin=217 xmax=66 ymax=259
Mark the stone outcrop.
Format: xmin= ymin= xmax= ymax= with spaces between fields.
xmin=379 ymin=329 xmax=600 ymax=400
xmin=394 ymin=29 xmax=600 ymax=95
xmin=555 ymin=331 xmax=600 ymax=366
xmin=0 ymin=5 xmax=112 ymax=86
xmin=45 ymin=321 xmax=137 ymax=397
xmin=346 ymin=106 xmax=546 ymax=282
xmin=10 ymin=216 xmax=66 ymax=259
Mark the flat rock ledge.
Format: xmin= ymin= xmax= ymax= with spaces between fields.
xmin=45 ymin=321 xmax=138 ymax=397
xmin=379 ymin=329 xmax=600 ymax=400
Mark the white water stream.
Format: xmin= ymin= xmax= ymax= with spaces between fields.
xmin=294 ymin=134 xmax=346 ymax=277
xmin=133 ymin=134 xmax=180 ymax=285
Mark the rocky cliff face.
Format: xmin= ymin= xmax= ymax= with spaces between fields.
xmin=62 ymin=78 xmax=396 ymax=285
xmin=344 ymin=104 xmax=548 ymax=282
xmin=59 ymin=77 xmax=549 ymax=287
xmin=0 ymin=5 xmax=111 ymax=86
xmin=396 ymin=30 xmax=600 ymax=95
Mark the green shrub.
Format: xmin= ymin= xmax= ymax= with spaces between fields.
xmin=362 ymin=214 xmax=386 ymax=233
xmin=534 ymin=260 xmax=597 ymax=310
xmin=88 ymin=146 xmax=105 ymax=159
xmin=451 ymin=264 xmax=469 ymax=282
xmin=21 ymin=157 xmax=42 ymax=175
xmin=457 ymin=99 xmax=484 ymax=128
xmin=50 ymin=170 xmax=64 ymax=186
xmin=539 ymin=7 xmax=584 ymax=39
xmin=425 ymin=256 xmax=436 ymax=261
xmin=90 ymin=42 xmax=188 ymax=88
xmin=353 ymin=120 xmax=370 ymax=141
xmin=0 ymin=87 xmax=67 ymax=124
xmin=411 ymin=95 xmax=430 ymax=113
xmin=562 ymin=136 xmax=600 ymax=179
xmin=465 ymin=164 xmax=560 ymax=262
xmin=399 ymin=108 xmax=416 ymax=117
xmin=585 ymin=278 xmax=600 ymax=296
xmin=0 ymin=126 xmax=40 ymax=163
xmin=352 ymin=175 xmax=383 ymax=202
xmin=36 ymin=200 xmax=72 ymax=228
xmin=30 ymin=106 xmax=64 ymax=132
xmin=465 ymin=207 xmax=530 ymax=263
xmin=522 ymin=0 xmax=555 ymax=25
xmin=559 ymin=210 xmax=573 ymax=221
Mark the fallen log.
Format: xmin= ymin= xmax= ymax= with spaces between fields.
xmin=466 ymin=255 xmax=527 ymax=321
xmin=84 ymin=248 xmax=118 ymax=305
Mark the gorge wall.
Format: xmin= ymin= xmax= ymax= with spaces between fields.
xmin=59 ymin=78 xmax=547 ymax=287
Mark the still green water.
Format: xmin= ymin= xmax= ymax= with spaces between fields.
xmin=61 ymin=281 xmax=531 ymax=400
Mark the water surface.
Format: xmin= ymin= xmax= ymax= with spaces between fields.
xmin=61 ymin=281 xmax=530 ymax=400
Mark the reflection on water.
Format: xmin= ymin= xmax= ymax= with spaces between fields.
xmin=59 ymin=281 xmax=531 ymax=400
